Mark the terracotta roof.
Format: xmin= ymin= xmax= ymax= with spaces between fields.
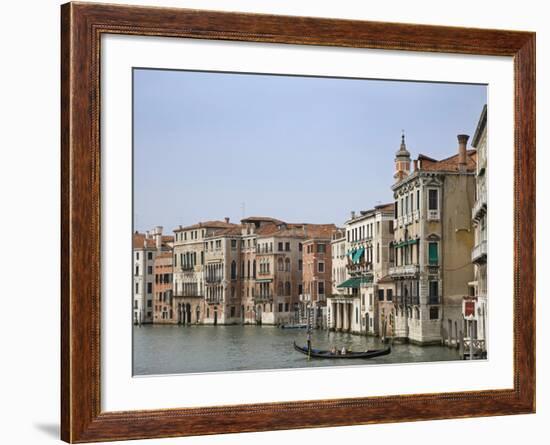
xmin=241 ymin=216 xmax=285 ymax=224
xmin=374 ymin=202 xmax=395 ymax=212
xmin=419 ymin=149 xmax=477 ymax=173
xmin=206 ymin=226 xmax=242 ymax=238
xmin=133 ymin=232 xmax=156 ymax=249
xmin=133 ymin=232 xmax=173 ymax=249
xmin=255 ymin=223 xmax=282 ymax=236
xmin=260 ymin=223 xmax=337 ymax=240
xmin=174 ymin=220 xmax=237 ymax=232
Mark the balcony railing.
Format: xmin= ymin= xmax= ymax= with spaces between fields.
xmin=472 ymin=189 xmax=487 ymax=220
xmin=427 ymin=209 xmax=440 ymax=221
xmin=471 ymin=240 xmax=487 ymax=263
xmin=254 ymin=293 xmax=273 ymax=301
xmin=428 ymin=295 xmax=441 ymax=305
xmin=205 ymin=296 xmax=222 ymax=305
xmin=406 ymin=296 xmax=420 ymax=305
xmin=389 ymin=264 xmax=419 ymax=277
xmin=173 ymin=291 xmax=203 ymax=298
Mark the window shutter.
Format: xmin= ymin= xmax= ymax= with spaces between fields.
xmin=428 ymin=242 xmax=438 ymax=264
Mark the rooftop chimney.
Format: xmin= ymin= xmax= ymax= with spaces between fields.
xmin=155 ymin=226 xmax=163 ymax=250
xmin=457 ymin=134 xmax=469 ymax=173
xmin=351 ymin=211 xmax=356 ymax=219
xmin=224 ymin=217 xmax=230 ymax=223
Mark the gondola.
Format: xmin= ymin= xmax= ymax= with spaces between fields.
xmin=293 ymin=341 xmax=391 ymax=359
xmin=280 ymin=323 xmax=308 ymax=329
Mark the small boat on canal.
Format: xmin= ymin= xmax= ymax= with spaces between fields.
xmin=280 ymin=323 xmax=308 ymax=329
xmin=293 ymin=341 xmax=391 ymax=359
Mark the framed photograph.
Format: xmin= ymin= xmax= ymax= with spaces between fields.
xmin=61 ymin=2 xmax=535 ymax=442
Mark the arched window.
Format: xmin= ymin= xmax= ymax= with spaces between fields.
xmin=278 ymin=258 xmax=284 ymax=271
xmin=247 ymin=260 xmax=251 ymax=278
xmin=253 ymin=260 xmax=256 ymax=278
xmin=285 ymin=281 xmax=291 ymax=296
xmin=285 ymin=258 xmax=290 ymax=272
xmin=277 ymin=281 xmax=284 ymax=295
xmin=231 ymin=260 xmax=236 ymax=279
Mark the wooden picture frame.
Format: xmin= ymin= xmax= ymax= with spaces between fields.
xmin=61 ymin=2 xmax=536 ymax=442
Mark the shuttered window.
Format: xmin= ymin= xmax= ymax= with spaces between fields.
xmin=428 ymin=242 xmax=439 ymax=265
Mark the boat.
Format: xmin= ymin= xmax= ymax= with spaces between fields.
xmin=293 ymin=341 xmax=391 ymax=359
xmin=280 ymin=323 xmax=308 ymax=329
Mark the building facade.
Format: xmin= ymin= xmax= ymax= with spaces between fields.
xmin=172 ymin=219 xmax=235 ymax=325
xmin=203 ymin=226 xmax=243 ymax=325
xmin=464 ymin=105 xmax=488 ymax=357
xmin=390 ymin=133 xmax=476 ymax=345
xmin=153 ymin=252 xmax=174 ymax=324
xmin=133 ymin=227 xmax=172 ymax=324
xmin=301 ymin=236 xmax=332 ymax=328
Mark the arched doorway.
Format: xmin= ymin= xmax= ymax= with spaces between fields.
xmin=213 ymin=306 xmax=218 ymax=326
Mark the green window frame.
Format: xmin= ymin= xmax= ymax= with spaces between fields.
xmin=428 ymin=242 xmax=439 ymax=265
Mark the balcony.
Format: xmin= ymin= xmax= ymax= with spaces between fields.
xmin=205 ymin=296 xmax=222 ymax=305
xmin=389 ymin=264 xmax=419 ymax=277
xmin=404 ymin=295 xmax=420 ymax=305
xmin=472 ymin=189 xmax=487 ymax=221
xmin=254 ymin=293 xmax=273 ymax=302
xmin=394 ymin=295 xmax=404 ymax=304
xmin=428 ymin=295 xmax=441 ymax=305
xmin=173 ymin=291 xmax=203 ymax=298
xmin=427 ymin=209 xmax=440 ymax=221
xmin=471 ymin=240 xmax=487 ymax=263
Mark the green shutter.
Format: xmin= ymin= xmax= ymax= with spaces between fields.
xmin=428 ymin=243 xmax=438 ymax=265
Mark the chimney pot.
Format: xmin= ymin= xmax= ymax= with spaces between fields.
xmin=224 ymin=217 xmax=230 ymax=223
xmin=351 ymin=211 xmax=356 ymax=219
xmin=457 ymin=134 xmax=469 ymax=172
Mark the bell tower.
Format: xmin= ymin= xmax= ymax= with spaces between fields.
xmin=394 ymin=131 xmax=411 ymax=183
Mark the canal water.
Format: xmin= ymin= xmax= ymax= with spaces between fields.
xmin=133 ymin=325 xmax=461 ymax=375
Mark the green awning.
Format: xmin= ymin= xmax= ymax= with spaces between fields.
xmin=337 ymin=276 xmax=372 ymax=288
xmin=352 ymin=247 xmax=365 ymax=264
xmin=394 ymin=239 xmax=419 ymax=248
xmin=255 ymin=278 xmax=272 ymax=283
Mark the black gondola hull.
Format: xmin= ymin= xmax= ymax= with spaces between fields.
xmin=293 ymin=341 xmax=391 ymax=359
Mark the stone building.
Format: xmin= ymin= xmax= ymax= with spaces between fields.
xmin=240 ymin=217 xmax=283 ymax=324
xmin=464 ymin=105 xmax=488 ymax=357
xmin=203 ymin=225 xmax=243 ymax=325
xmin=153 ymin=252 xmax=174 ymax=324
xmin=132 ymin=227 xmax=173 ymax=324
xmin=327 ymin=229 xmax=348 ymax=330
xmin=329 ymin=204 xmax=394 ymax=335
xmin=172 ymin=219 xmax=235 ymax=325
xmin=390 ymin=133 xmax=476 ymax=345
xmin=301 ymin=235 xmax=333 ymax=328
xmin=254 ymin=222 xmax=335 ymax=325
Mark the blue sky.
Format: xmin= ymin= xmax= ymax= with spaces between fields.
xmin=133 ymin=69 xmax=486 ymax=232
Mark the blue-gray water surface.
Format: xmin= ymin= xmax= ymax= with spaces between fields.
xmin=133 ymin=325 xmax=461 ymax=375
